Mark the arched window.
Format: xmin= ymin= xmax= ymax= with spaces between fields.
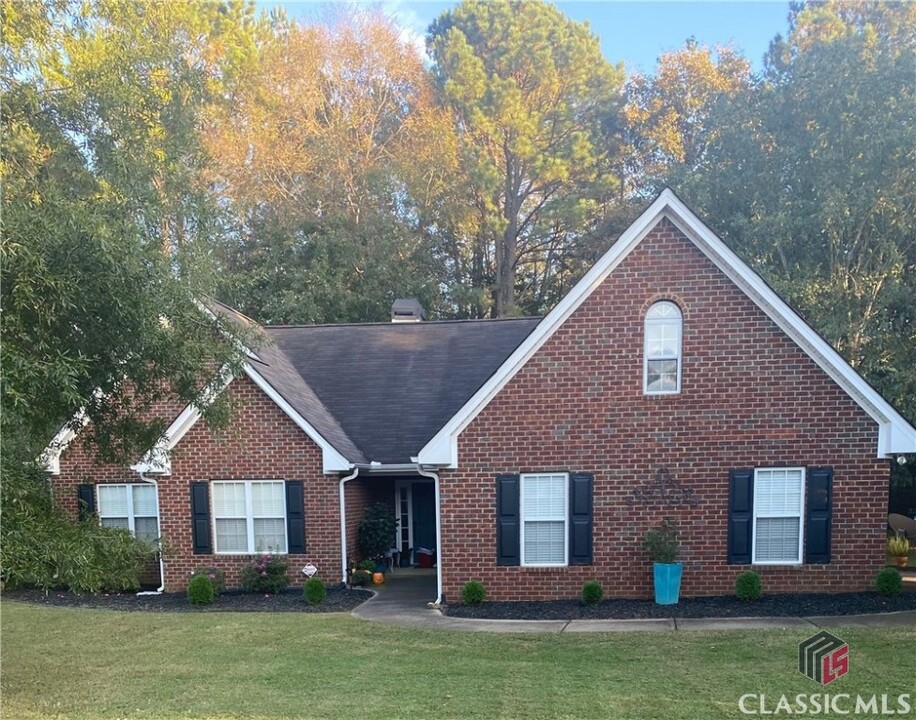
xmin=644 ymin=301 xmax=682 ymax=394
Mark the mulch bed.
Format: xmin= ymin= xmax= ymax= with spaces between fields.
xmin=2 ymin=586 xmax=373 ymax=613
xmin=444 ymin=592 xmax=916 ymax=621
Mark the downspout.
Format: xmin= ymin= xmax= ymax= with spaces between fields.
xmin=416 ymin=466 xmax=442 ymax=605
xmin=338 ymin=467 xmax=360 ymax=584
xmin=136 ymin=472 xmax=165 ymax=595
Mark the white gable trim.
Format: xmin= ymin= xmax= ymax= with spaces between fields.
xmin=243 ymin=364 xmax=352 ymax=473
xmin=130 ymin=366 xmax=234 ymax=475
xmin=417 ymin=189 xmax=915 ymax=466
xmin=132 ymin=363 xmax=352 ymax=475
xmin=40 ymin=412 xmax=89 ymax=475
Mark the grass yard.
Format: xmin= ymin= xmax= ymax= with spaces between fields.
xmin=1 ymin=602 xmax=913 ymax=720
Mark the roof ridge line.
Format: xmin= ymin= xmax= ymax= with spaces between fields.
xmin=264 ymin=316 xmax=543 ymax=329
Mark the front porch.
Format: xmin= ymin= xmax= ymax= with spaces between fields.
xmin=342 ymin=473 xmax=440 ymax=595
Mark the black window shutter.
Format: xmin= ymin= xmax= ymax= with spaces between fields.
xmin=496 ymin=474 xmax=520 ymax=566
xmin=569 ymin=472 xmax=594 ymax=565
xmin=77 ymin=484 xmax=95 ymax=521
xmin=190 ymin=482 xmax=212 ymax=555
xmin=727 ymin=469 xmax=754 ymax=564
xmin=285 ymin=480 xmax=306 ymax=554
xmin=805 ymin=467 xmax=833 ymax=564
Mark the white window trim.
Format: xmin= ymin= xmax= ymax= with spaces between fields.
xmin=211 ymin=480 xmax=288 ymax=555
xmin=751 ymin=467 xmax=806 ymax=566
xmin=519 ymin=472 xmax=569 ymax=568
xmin=643 ymin=301 xmax=683 ymax=395
xmin=96 ymin=483 xmax=160 ymax=542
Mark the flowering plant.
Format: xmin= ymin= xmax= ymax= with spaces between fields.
xmin=239 ymin=554 xmax=289 ymax=594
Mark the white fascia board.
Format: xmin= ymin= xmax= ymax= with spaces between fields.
xmin=194 ymin=299 xmax=262 ymax=363
xmin=417 ymin=191 xmax=676 ymax=467
xmin=659 ymin=196 xmax=916 ymax=457
xmin=418 ymin=188 xmax=916 ymax=466
xmin=243 ymin=364 xmax=352 ymax=474
xmin=40 ymin=412 xmax=88 ymax=475
xmin=133 ymin=364 xmax=354 ymax=475
xmin=130 ymin=367 xmax=232 ymax=475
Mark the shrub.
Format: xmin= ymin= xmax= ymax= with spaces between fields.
xmin=191 ymin=567 xmax=225 ymax=595
xmin=876 ymin=567 xmax=902 ymax=596
xmin=187 ymin=574 xmax=215 ymax=605
xmin=0 ymin=464 xmax=155 ymax=593
xmin=581 ymin=580 xmax=604 ymax=605
xmin=357 ymin=503 xmax=397 ymax=562
xmin=349 ymin=559 xmax=375 ymax=587
xmin=642 ymin=519 xmax=680 ymax=563
xmin=887 ymin=535 xmax=910 ymax=557
xmin=735 ymin=571 xmax=762 ymax=601
xmin=303 ymin=577 xmax=327 ymax=605
xmin=461 ymin=580 xmax=486 ymax=605
xmin=239 ymin=554 xmax=289 ymax=594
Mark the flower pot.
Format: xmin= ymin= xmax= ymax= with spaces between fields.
xmin=892 ymin=556 xmax=908 ymax=568
xmin=372 ymin=571 xmax=385 ymax=585
xmin=653 ymin=562 xmax=683 ymax=605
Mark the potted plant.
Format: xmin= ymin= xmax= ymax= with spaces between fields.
xmin=642 ymin=519 xmax=682 ymax=605
xmin=887 ymin=535 xmax=910 ymax=568
xmin=357 ymin=503 xmax=397 ymax=580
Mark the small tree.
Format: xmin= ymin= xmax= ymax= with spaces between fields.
xmin=357 ymin=503 xmax=396 ymax=563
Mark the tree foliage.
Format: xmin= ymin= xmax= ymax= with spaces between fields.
xmin=205 ymin=10 xmax=458 ymax=323
xmin=1 ymin=0 xmax=253 ymax=461
xmin=428 ymin=0 xmax=625 ymax=316
xmin=623 ymin=38 xmax=751 ymax=198
xmin=0 ymin=464 xmax=155 ymax=593
xmin=675 ymin=0 xmax=916 ymax=423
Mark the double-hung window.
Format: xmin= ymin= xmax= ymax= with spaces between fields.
xmin=97 ymin=484 xmax=159 ymax=543
xmin=520 ymin=473 xmax=568 ymax=566
xmin=752 ymin=468 xmax=805 ymax=564
xmin=212 ymin=480 xmax=287 ymax=554
xmin=644 ymin=301 xmax=682 ymax=394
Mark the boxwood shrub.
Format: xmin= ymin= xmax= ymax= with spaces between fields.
xmin=461 ymin=580 xmax=486 ymax=605
xmin=187 ymin=574 xmax=215 ymax=605
xmin=304 ymin=577 xmax=327 ymax=605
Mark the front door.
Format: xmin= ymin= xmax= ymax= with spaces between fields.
xmin=411 ymin=482 xmax=436 ymax=553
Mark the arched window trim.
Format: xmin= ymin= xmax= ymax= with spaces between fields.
xmin=643 ymin=300 xmax=682 ymax=395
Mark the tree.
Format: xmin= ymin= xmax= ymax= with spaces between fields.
xmin=428 ymin=0 xmax=625 ymax=316
xmin=205 ymin=9 xmax=458 ymax=323
xmin=679 ymin=0 xmax=916 ymax=423
xmin=623 ymin=38 xmax=751 ymax=198
xmin=1 ymin=0 xmax=255 ymax=462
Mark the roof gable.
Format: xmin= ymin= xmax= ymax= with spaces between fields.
xmin=417 ymin=188 xmax=916 ymax=466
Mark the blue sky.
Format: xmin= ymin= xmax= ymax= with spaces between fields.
xmin=257 ymin=1 xmax=792 ymax=73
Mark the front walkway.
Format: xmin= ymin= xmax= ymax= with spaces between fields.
xmin=351 ymin=576 xmax=916 ymax=633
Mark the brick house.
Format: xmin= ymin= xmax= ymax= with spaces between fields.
xmin=44 ymin=190 xmax=916 ymax=601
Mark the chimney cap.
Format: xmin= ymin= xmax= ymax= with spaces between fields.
xmin=391 ymin=298 xmax=426 ymax=323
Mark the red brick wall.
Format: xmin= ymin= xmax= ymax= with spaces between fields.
xmin=440 ymin=218 xmax=887 ymax=602
xmin=55 ymin=375 xmax=339 ymax=591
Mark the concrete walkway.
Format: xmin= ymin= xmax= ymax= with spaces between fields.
xmin=351 ymin=570 xmax=916 ymax=632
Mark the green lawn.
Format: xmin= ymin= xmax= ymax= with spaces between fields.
xmin=1 ymin=602 xmax=913 ymax=720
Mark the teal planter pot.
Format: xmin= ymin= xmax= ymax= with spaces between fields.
xmin=653 ymin=562 xmax=683 ymax=605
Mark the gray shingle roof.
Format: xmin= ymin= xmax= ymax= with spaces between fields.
xmin=265 ymin=318 xmax=541 ymax=464
xmin=211 ymin=300 xmax=541 ymax=464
